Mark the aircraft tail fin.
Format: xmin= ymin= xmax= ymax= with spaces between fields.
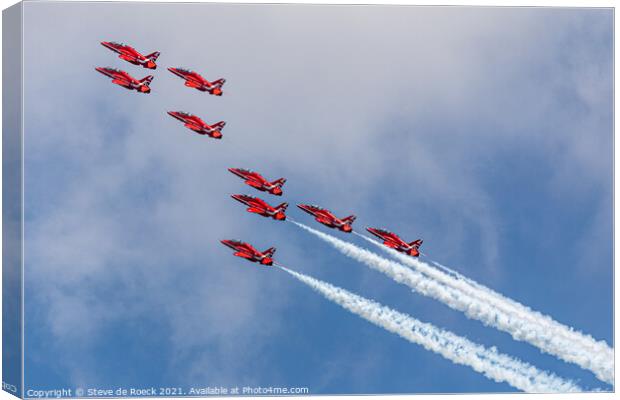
xmin=263 ymin=247 xmax=276 ymax=257
xmin=409 ymin=239 xmax=423 ymax=248
xmin=272 ymin=178 xmax=287 ymax=187
xmin=342 ymin=215 xmax=356 ymax=225
xmin=212 ymin=121 xmax=226 ymax=130
xmin=276 ymin=202 xmax=289 ymax=212
xmin=212 ymin=78 xmax=226 ymax=88
xmin=140 ymin=75 xmax=154 ymax=85
xmin=146 ymin=51 xmax=160 ymax=61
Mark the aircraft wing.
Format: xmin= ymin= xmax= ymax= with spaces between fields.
xmin=316 ymin=216 xmax=334 ymax=225
xmin=234 ymin=251 xmax=253 ymax=260
xmin=185 ymin=80 xmax=203 ymax=88
xmin=184 ymin=123 xmax=203 ymax=132
xmin=245 ymin=180 xmax=264 ymax=189
xmin=120 ymin=53 xmax=138 ymax=62
xmin=112 ymin=78 xmax=131 ymax=87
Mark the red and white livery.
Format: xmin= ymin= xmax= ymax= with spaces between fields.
xmin=168 ymin=67 xmax=225 ymax=95
xmin=228 ymin=168 xmax=286 ymax=196
xmin=95 ymin=67 xmax=153 ymax=93
xmin=221 ymin=240 xmax=275 ymax=266
xmin=297 ymin=204 xmax=356 ymax=233
xmin=167 ymin=111 xmax=225 ymax=139
xmin=100 ymin=41 xmax=160 ymax=69
xmin=366 ymin=227 xmax=423 ymax=257
xmin=232 ymin=195 xmax=288 ymax=221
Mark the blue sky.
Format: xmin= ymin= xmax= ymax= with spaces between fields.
xmin=20 ymin=3 xmax=612 ymax=394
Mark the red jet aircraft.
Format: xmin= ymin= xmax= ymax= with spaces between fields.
xmin=221 ymin=240 xmax=275 ymax=266
xmin=232 ymin=194 xmax=288 ymax=221
xmin=168 ymin=67 xmax=226 ymax=95
xmin=101 ymin=41 xmax=160 ymax=69
xmin=167 ymin=111 xmax=225 ymax=139
xmin=95 ymin=67 xmax=153 ymax=93
xmin=228 ymin=168 xmax=286 ymax=196
xmin=366 ymin=227 xmax=423 ymax=257
xmin=297 ymin=204 xmax=356 ymax=232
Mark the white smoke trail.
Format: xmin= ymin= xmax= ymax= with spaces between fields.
xmin=278 ymin=265 xmax=582 ymax=393
xmin=354 ymin=231 xmax=615 ymax=378
xmin=291 ymin=221 xmax=613 ymax=384
xmin=429 ymin=259 xmax=484 ymax=289
xmin=354 ymin=232 xmax=478 ymax=285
